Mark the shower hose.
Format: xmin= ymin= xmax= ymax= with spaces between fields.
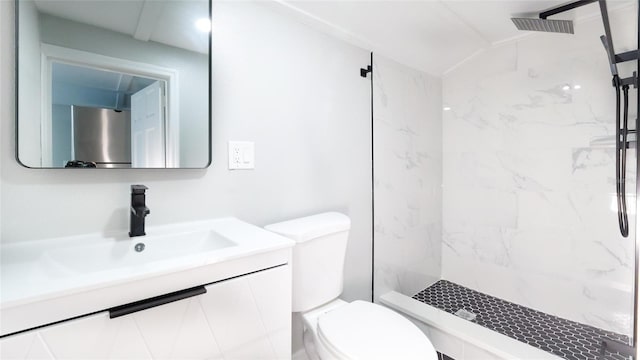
xmin=615 ymin=74 xmax=630 ymax=238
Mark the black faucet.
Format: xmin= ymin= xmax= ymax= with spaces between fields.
xmin=129 ymin=185 xmax=150 ymax=237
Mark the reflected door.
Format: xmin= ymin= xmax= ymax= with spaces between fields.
xmin=131 ymin=81 xmax=166 ymax=168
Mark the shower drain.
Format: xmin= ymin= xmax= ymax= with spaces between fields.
xmin=454 ymin=308 xmax=477 ymax=321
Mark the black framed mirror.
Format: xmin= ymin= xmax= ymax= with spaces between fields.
xmin=16 ymin=0 xmax=211 ymax=168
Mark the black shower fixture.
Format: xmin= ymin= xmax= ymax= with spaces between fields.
xmin=360 ymin=65 xmax=372 ymax=78
xmin=595 ymin=0 xmax=638 ymax=241
xmin=514 ymin=0 xmax=639 ymax=240
xmin=511 ymin=0 xmax=600 ymax=34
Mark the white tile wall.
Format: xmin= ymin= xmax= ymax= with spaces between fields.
xmin=373 ymin=54 xmax=443 ymax=299
xmin=442 ymin=3 xmax=638 ymax=336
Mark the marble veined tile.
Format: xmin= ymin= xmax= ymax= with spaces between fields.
xmin=442 ymin=3 xmax=636 ymax=336
xmin=373 ymin=54 xmax=443 ymax=299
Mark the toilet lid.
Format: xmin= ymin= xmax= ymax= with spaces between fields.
xmin=317 ymin=301 xmax=437 ymax=360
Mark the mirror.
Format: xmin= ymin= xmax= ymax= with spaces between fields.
xmin=16 ymin=0 xmax=211 ymax=168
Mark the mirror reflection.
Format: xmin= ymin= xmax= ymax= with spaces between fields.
xmin=17 ymin=0 xmax=211 ymax=168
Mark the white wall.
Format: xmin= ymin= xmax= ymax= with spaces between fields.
xmin=1 ymin=0 xmax=372 ymax=353
xmin=442 ymin=5 xmax=637 ymax=336
xmin=373 ymin=55 xmax=443 ymax=300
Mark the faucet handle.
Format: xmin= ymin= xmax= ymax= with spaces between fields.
xmin=131 ymin=206 xmax=150 ymax=217
xmin=131 ymin=184 xmax=148 ymax=194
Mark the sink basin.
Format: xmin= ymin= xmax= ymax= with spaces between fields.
xmin=45 ymin=230 xmax=235 ymax=274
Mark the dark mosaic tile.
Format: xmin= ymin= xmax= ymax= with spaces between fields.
xmin=437 ymin=352 xmax=456 ymax=360
xmin=413 ymin=280 xmax=631 ymax=360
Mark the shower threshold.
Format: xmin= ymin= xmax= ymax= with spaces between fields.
xmin=380 ymin=280 xmax=630 ymax=360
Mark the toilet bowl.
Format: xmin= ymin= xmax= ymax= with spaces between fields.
xmin=302 ymin=299 xmax=437 ymax=360
xmin=265 ymin=212 xmax=437 ymax=360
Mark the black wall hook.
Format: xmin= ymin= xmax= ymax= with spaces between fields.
xmin=360 ymin=65 xmax=372 ymax=78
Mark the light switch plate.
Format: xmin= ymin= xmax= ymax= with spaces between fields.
xmin=228 ymin=141 xmax=255 ymax=170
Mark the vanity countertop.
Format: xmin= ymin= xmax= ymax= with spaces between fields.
xmin=0 ymin=217 xmax=294 ymax=336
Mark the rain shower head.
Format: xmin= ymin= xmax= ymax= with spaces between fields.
xmin=511 ymin=18 xmax=574 ymax=34
xmin=511 ymin=0 xmax=599 ymax=35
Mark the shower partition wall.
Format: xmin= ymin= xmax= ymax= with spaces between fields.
xmin=373 ymin=1 xmax=638 ymax=359
xmin=372 ymin=54 xmax=443 ymax=300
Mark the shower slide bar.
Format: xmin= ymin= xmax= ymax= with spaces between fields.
xmin=598 ymin=0 xmax=639 ymax=77
xmin=597 ymin=0 xmax=639 ymax=243
xmin=617 ymin=49 xmax=640 ymax=63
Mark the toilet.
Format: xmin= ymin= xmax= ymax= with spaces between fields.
xmin=265 ymin=212 xmax=437 ymax=360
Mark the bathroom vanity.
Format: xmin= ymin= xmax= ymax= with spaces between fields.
xmin=0 ymin=218 xmax=294 ymax=359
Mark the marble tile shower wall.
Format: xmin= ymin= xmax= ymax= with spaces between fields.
xmin=442 ymin=5 xmax=637 ymax=336
xmin=373 ymin=55 xmax=443 ymax=299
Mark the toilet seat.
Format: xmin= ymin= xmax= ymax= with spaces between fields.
xmin=316 ymin=300 xmax=437 ymax=360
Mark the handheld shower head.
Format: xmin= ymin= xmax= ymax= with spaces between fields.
xmin=511 ymin=18 xmax=574 ymax=34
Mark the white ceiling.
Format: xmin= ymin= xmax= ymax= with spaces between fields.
xmin=34 ymin=0 xmax=209 ymax=54
xmin=272 ymin=0 xmax=636 ymax=75
xmin=33 ymin=0 xmax=635 ymax=75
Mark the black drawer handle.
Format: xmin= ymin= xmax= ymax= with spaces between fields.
xmin=109 ymin=285 xmax=207 ymax=319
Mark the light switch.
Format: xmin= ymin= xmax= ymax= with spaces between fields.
xmin=228 ymin=141 xmax=255 ymax=170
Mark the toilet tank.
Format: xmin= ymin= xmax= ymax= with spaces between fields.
xmin=265 ymin=212 xmax=351 ymax=312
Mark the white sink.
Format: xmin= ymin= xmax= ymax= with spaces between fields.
xmin=0 ymin=218 xmax=294 ymax=336
xmin=45 ymin=230 xmax=235 ymax=274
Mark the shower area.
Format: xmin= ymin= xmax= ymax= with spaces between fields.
xmin=371 ymin=0 xmax=639 ymax=359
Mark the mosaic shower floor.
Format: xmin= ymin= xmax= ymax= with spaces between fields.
xmin=413 ymin=280 xmax=631 ymax=360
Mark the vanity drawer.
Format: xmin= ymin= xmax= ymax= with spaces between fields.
xmin=0 ymin=264 xmax=291 ymax=360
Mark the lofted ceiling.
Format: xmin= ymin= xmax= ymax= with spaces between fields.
xmin=272 ymin=0 xmax=636 ymax=75
xmin=33 ymin=0 xmax=209 ymax=54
